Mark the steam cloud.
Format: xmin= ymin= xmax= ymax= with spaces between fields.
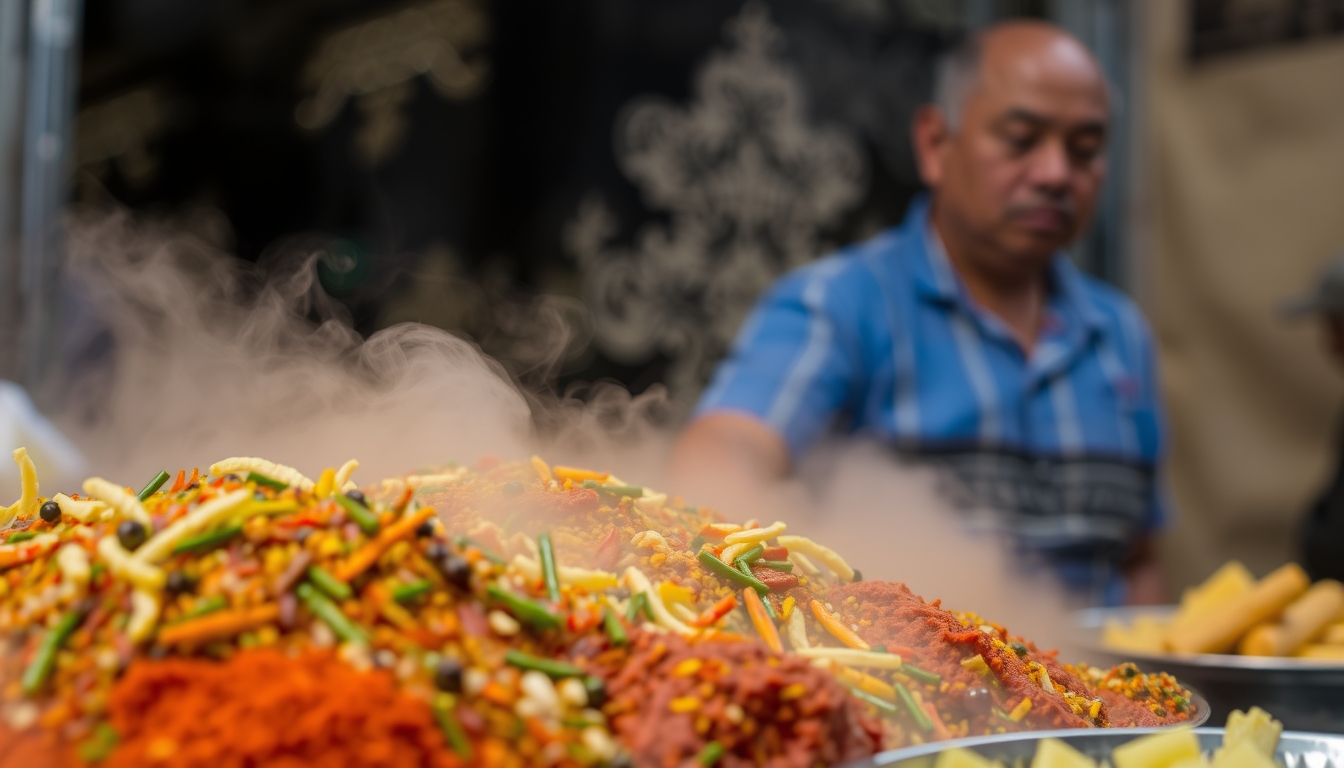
xmin=48 ymin=209 xmax=1080 ymax=653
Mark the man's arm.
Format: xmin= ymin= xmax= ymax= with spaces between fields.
xmin=669 ymin=411 xmax=791 ymax=500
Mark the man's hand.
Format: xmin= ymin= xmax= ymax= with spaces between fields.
xmin=1122 ymin=535 xmax=1168 ymax=605
xmin=668 ymin=412 xmax=791 ymax=504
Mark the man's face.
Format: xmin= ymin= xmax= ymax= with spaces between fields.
xmin=919 ymin=35 xmax=1109 ymax=270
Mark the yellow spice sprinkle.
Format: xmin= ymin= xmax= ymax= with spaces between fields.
xmin=669 ymin=696 xmax=701 ymax=714
xmin=1089 ymin=699 xmax=1102 ymax=719
xmin=673 ymin=658 xmax=703 ymax=677
xmin=780 ymin=683 xmax=807 ymax=701
xmin=1009 ymin=697 xmax=1033 ymax=722
xmin=780 ymin=596 xmax=796 ymax=620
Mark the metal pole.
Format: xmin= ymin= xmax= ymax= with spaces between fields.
xmin=18 ymin=0 xmax=82 ymax=405
xmin=0 ymin=0 xmax=27 ymax=381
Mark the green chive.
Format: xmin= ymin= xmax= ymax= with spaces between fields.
xmin=697 ymin=741 xmax=725 ymax=766
xmin=306 ymin=566 xmax=353 ymax=602
xmin=391 ymin=579 xmax=434 ymax=604
xmin=332 ymin=493 xmax=380 ymax=536
xmin=433 ymin=693 xmax=473 ymax=759
xmin=171 ymin=526 xmax=242 ymax=555
xmin=136 ymin=470 xmax=171 ymax=501
xmin=245 ymin=471 xmax=288 ymax=490
xmin=601 ymin=605 xmax=628 ymax=647
xmin=503 ymin=649 xmax=585 ymax=678
xmin=900 ymin=663 xmax=943 ymax=686
xmin=6 ymin=531 xmax=38 ymax=544
xmin=895 ymin=681 xmax=934 ymax=732
xmin=538 ymin=532 xmax=561 ymax=603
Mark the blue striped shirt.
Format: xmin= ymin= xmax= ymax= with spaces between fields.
xmin=696 ymin=196 xmax=1167 ymax=604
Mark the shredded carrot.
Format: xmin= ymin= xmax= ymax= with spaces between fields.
xmin=810 ymin=599 xmax=870 ymax=650
xmin=169 ymin=469 xmax=187 ymax=494
xmin=337 ymin=507 xmax=437 ymax=582
xmin=742 ymin=588 xmax=782 ymax=653
xmin=691 ymin=595 xmax=738 ymax=627
xmin=923 ymin=700 xmax=951 ymax=741
xmin=156 ymin=604 xmax=280 ymax=646
xmin=551 ymin=466 xmax=609 ymax=483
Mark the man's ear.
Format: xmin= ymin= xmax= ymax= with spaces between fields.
xmin=911 ymin=105 xmax=949 ymax=188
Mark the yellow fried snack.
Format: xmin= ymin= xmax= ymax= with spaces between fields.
xmin=1220 ymin=707 xmax=1283 ymax=758
xmin=934 ymin=748 xmax=999 ymax=768
xmin=1166 ymin=564 xmax=1309 ymax=654
xmin=1104 ymin=613 xmax=1167 ymax=653
xmin=1030 ymin=738 xmax=1097 ymax=768
xmin=1180 ymin=561 xmax=1256 ymax=617
xmin=1239 ymin=580 xmax=1344 ymax=656
xmin=1113 ymin=729 xmax=1201 ymax=768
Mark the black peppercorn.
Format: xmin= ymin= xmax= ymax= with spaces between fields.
xmin=117 ymin=520 xmax=148 ymax=551
xmin=438 ymin=554 xmax=473 ymax=591
xmin=434 ymin=657 xmax=464 ymax=693
xmin=38 ymin=500 xmax=61 ymax=524
xmin=165 ymin=571 xmax=196 ymax=595
xmin=345 ymin=489 xmax=367 ymax=505
xmin=582 ymin=676 xmax=607 ymax=708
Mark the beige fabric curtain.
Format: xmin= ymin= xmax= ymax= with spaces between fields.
xmin=1136 ymin=3 xmax=1344 ymax=591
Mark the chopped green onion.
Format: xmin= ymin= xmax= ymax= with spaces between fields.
xmin=759 ymin=559 xmax=793 ymax=572
xmin=845 ymin=684 xmax=899 ymax=714
xmin=688 ymin=534 xmax=706 ymax=553
xmin=296 ymin=583 xmax=368 ymax=646
xmin=391 ymin=579 xmax=434 ymax=604
xmin=733 ymin=544 xmax=764 ymax=565
xmin=136 ymin=470 xmax=171 ymax=501
xmin=697 ymin=741 xmax=726 ymax=766
xmin=900 ymin=663 xmax=942 ymax=686
xmin=601 ymin=605 xmax=627 ymax=647
xmin=580 ymin=480 xmax=644 ymax=498
xmin=21 ymin=607 xmax=86 ymax=695
xmin=245 ymin=471 xmax=288 ymax=490
xmin=306 ymin=566 xmax=352 ymax=601
xmin=504 ymin=649 xmax=585 ymax=678
xmin=5 ymin=531 xmax=38 ymax=544
xmin=332 ymin=493 xmax=380 ymax=536
xmin=697 ymin=551 xmax=769 ymax=595
xmin=538 ymin=532 xmax=561 ymax=603
xmin=625 ymin=591 xmax=655 ymax=623
xmin=762 ymin=596 xmax=778 ymax=621
xmin=76 ymin=722 xmax=119 ymax=764
xmin=172 ymin=595 xmax=229 ymax=623
xmin=451 ymin=534 xmax=505 ymax=565
xmin=433 ymin=693 xmax=473 ymax=759
xmin=895 ymin=681 xmax=934 ymax=732
xmin=171 ymin=525 xmax=242 ymax=555
xmin=485 ymin=584 xmax=561 ymax=631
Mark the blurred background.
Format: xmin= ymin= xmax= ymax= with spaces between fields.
xmin=0 ymin=0 xmax=1342 ymax=594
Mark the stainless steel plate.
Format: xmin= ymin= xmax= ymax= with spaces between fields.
xmin=848 ymin=728 xmax=1344 ymax=768
xmin=1075 ymin=606 xmax=1344 ymax=733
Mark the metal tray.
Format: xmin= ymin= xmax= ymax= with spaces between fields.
xmin=1075 ymin=606 xmax=1344 ymax=733
xmin=847 ymin=727 xmax=1344 ymax=767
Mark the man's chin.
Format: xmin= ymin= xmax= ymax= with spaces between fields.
xmin=1000 ymin=230 xmax=1071 ymax=267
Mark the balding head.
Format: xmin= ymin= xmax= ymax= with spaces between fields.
xmin=935 ymin=21 xmax=1110 ymax=131
xmin=913 ymin=20 xmax=1111 ymax=276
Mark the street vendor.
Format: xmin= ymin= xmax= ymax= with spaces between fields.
xmin=671 ymin=21 xmax=1167 ymax=606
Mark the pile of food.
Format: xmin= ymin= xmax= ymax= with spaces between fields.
xmin=934 ymin=707 xmax=1284 ymax=768
xmin=1104 ymin=561 xmax=1344 ymax=659
xmin=0 ymin=449 xmax=1196 ymax=767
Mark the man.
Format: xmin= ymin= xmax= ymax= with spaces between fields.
xmin=1284 ymin=254 xmax=1344 ymax=583
xmin=671 ymin=21 xmax=1167 ymax=606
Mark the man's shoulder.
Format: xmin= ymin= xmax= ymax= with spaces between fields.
xmin=774 ymin=227 xmax=911 ymax=300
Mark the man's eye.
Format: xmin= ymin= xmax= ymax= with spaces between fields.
xmin=1068 ymin=137 xmax=1105 ymax=164
xmin=1001 ymin=132 xmax=1037 ymax=153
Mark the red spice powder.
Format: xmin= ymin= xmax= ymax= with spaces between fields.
xmin=102 ymin=649 xmax=457 ymax=768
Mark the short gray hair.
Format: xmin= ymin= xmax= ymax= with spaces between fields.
xmin=932 ymin=33 xmax=985 ymax=131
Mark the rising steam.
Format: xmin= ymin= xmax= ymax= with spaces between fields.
xmin=49 ymin=209 xmax=1080 ymax=651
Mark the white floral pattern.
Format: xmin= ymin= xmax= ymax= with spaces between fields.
xmin=565 ymin=2 xmax=867 ymax=410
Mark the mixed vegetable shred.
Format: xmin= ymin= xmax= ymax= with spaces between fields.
xmin=0 ymin=450 xmax=1196 ymax=767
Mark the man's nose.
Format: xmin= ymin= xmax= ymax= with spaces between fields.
xmin=1027 ymin=138 xmax=1070 ymax=191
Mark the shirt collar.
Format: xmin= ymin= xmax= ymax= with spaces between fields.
xmin=905 ymin=193 xmax=1107 ymax=336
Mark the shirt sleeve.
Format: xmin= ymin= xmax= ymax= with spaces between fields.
xmin=694 ymin=261 xmax=861 ymax=459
